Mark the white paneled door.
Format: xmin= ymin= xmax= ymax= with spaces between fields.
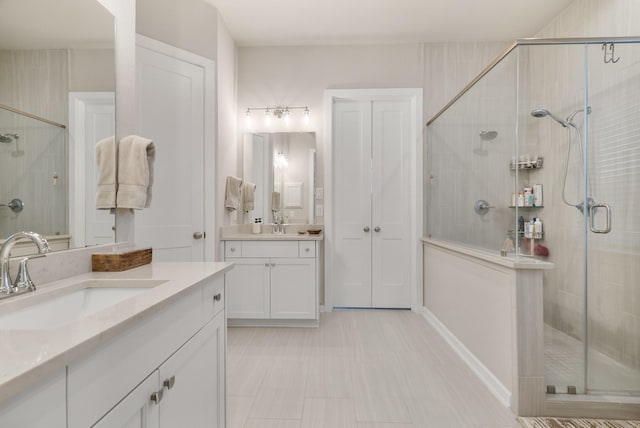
xmin=135 ymin=40 xmax=206 ymax=261
xmin=332 ymin=98 xmax=412 ymax=308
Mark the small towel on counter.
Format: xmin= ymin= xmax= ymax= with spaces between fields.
xmin=116 ymin=135 xmax=156 ymax=209
xmin=271 ymin=191 xmax=281 ymax=211
xmin=225 ymin=176 xmax=243 ymax=211
xmin=242 ymin=181 xmax=257 ymax=212
xmin=95 ymin=136 xmax=116 ymax=209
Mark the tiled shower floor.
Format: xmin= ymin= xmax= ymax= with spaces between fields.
xmin=544 ymin=324 xmax=640 ymax=396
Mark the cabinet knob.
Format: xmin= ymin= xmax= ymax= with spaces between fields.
xmin=163 ymin=375 xmax=176 ymax=390
xmin=150 ymin=389 xmax=164 ymax=404
xmin=363 ymin=226 xmax=370 ymax=232
xmin=271 ymin=263 xmax=276 ymax=267
xmin=213 ymin=293 xmax=222 ymax=302
xmin=305 ymin=248 xmax=310 ymax=252
xmin=265 ymin=262 xmax=270 ymax=267
xmin=374 ymin=227 xmax=381 ymax=232
xmin=230 ymin=247 xmax=236 ymax=252
xmin=193 ymin=232 xmax=204 ymax=239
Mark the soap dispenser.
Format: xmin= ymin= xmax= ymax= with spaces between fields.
xmin=252 ymin=218 xmax=262 ymax=234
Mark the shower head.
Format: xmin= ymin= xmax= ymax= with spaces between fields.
xmin=479 ymin=130 xmax=498 ymax=141
xmin=530 ymin=108 xmax=569 ymax=128
xmin=0 ymin=133 xmax=18 ymax=144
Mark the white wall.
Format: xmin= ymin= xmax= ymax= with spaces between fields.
xmin=236 ymin=41 xmax=510 ymax=226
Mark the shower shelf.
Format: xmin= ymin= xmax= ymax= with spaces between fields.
xmin=510 ymin=157 xmax=544 ymax=170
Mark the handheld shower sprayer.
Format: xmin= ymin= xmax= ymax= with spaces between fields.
xmin=530 ymin=109 xmax=569 ymax=128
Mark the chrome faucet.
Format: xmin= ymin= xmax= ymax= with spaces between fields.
xmin=0 ymin=231 xmax=50 ymax=295
xmin=272 ymin=215 xmax=286 ymax=234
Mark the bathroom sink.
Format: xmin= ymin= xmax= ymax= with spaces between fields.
xmin=0 ymin=279 xmax=167 ymax=331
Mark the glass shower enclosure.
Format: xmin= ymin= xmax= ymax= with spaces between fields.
xmin=426 ymin=37 xmax=640 ymax=399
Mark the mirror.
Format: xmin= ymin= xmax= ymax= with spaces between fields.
xmin=0 ymin=0 xmax=115 ymax=251
xmin=243 ymin=132 xmax=316 ymax=224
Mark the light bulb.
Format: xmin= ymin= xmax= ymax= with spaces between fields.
xmin=265 ymin=109 xmax=271 ymax=127
xmin=245 ymin=109 xmax=252 ymax=128
xmin=304 ymin=107 xmax=310 ymax=125
xmin=284 ymin=108 xmax=290 ymax=127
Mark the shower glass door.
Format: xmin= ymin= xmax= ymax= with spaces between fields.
xmin=584 ymin=41 xmax=640 ymax=395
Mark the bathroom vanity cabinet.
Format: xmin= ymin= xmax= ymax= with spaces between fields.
xmin=68 ymin=275 xmax=226 ymax=428
xmin=0 ymin=263 xmax=230 ymax=428
xmin=224 ymin=239 xmax=319 ymax=326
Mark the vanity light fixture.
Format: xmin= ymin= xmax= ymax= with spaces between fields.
xmin=245 ymin=106 xmax=310 ymax=127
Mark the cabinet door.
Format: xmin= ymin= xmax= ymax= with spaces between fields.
xmin=0 ymin=370 xmax=66 ymax=428
xmin=158 ymin=312 xmax=225 ymax=428
xmin=270 ymin=258 xmax=316 ymax=319
xmin=93 ymin=372 xmax=160 ymax=428
xmin=226 ymin=258 xmax=270 ymax=318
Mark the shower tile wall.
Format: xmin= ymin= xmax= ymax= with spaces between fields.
xmin=427 ymin=52 xmax=517 ymax=250
xmin=528 ymin=0 xmax=640 ymax=386
xmin=0 ymin=50 xmax=68 ymax=237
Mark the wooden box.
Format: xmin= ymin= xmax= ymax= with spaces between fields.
xmin=92 ymin=248 xmax=152 ymax=272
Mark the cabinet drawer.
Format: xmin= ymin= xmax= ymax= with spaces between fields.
xmin=225 ymin=242 xmax=242 ymax=258
xmin=242 ymin=241 xmax=298 ymax=258
xmin=298 ymin=241 xmax=316 ymax=258
xmin=203 ymin=275 xmax=225 ymax=321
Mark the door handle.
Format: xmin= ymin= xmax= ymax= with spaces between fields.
xmin=193 ymin=232 xmax=203 ymax=239
xmin=589 ymin=202 xmax=611 ymax=234
xmin=374 ymin=227 xmax=381 ymax=232
xmin=363 ymin=226 xmax=370 ymax=232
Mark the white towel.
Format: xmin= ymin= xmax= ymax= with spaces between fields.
xmin=116 ymin=135 xmax=155 ymax=209
xmin=271 ymin=191 xmax=281 ymax=211
xmin=225 ymin=176 xmax=243 ymax=211
xmin=95 ymin=136 xmax=116 ymax=209
xmin=242 ymin=181 xmax=257 ymax=212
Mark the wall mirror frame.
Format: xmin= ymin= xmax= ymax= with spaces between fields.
xmin=0 ymin=0 xmax=116 ymax=252
xmin=243 ymin=132 xmax=317 ymax=225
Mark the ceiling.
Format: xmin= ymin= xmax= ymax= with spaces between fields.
xmin=0 ymin=0 xmax=114 ymax=50
xmin=208 ymin=0 xmax=575 ymax=47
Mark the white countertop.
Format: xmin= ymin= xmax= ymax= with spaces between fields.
xmin=0 ymin=261 xmax=233 ymax=405
xmin=220 ymin=224 xmax=323 ymax=241
xmin=222 ymin=232 xmax=323 ymax=241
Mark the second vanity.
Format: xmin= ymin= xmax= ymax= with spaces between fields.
xmin=0 ymin=256 xmax=232 ymax=428
xmin=222 ymin=225 xmax=323 ymax=327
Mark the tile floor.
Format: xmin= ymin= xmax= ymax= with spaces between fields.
xmin=226 ymin=310 xmax=522 ymax=428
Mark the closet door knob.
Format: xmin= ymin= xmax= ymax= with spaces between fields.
xmin=363 ymin=226 xmax=370 ymax=232
xmin=193 ymin=232 xmax=203 ymax=239
xmin=374 ymin=227 xmax=381 ymax=232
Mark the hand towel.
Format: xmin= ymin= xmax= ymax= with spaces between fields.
xmin=271 ymin=191 xmax=281 ymax=211
xmin=116 ymin=135 xmax=156 ymax=209
xmin=242 ymin=181 xmax=257 ymax=212
xmin=225 ymin=176 xmax=243 ymax=211
xmin=95 ymin=136 xmax=116 ymax=209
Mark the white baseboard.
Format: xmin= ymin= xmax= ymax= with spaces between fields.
xmin=418 ymin=306 xmax=512 ymax=408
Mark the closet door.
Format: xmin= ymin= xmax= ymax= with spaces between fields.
xmin=371 ymin=100 xmax=412 ymax=308
xmin=333 ymin=100 xmax=373 ymax=307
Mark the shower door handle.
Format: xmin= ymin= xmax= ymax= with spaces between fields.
xmin=589 ymin=202 xmax=611 ymax=234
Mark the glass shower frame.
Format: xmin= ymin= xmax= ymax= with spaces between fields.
xmin=426 ymin=36 xmax=640 ymax=399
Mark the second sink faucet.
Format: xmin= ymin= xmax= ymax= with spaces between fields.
xmin=273 ymin=215 xmax=286 ymax=234
xmin=0 ymin=231 xmax=50 ymax=295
